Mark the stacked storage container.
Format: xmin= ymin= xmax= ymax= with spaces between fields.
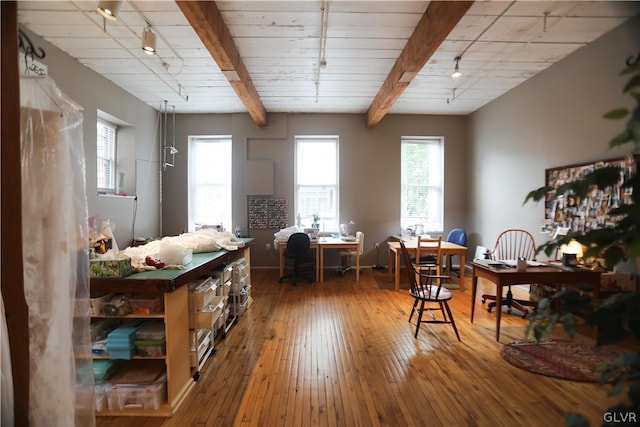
xmin=212 ymin=264 xmax=234 ymax=333
xmin=187 ymin=276 xmax=222 ymax=377
xmin=231 ymin=258 xmax=252 ymax=317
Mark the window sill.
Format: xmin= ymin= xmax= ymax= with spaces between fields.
xmin=97 ymin=193 xmax=137 ymax=200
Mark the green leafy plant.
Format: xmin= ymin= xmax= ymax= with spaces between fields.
xmin=524 ymin=53 xmax=640 ymax=426
xmin=312 ymin=213 xmax=320 ymax=223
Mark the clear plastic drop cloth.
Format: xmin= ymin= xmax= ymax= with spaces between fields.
xmin=1 ymin=293 xmax=15 ymax=427
xmin=20 ymin=76 xmax=94 ymax=427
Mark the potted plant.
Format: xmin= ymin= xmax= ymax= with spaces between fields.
xmin=524 ymin=54 xmax=640 ymax=426
xmin=312 ymin=213 xmax=320 ymax=229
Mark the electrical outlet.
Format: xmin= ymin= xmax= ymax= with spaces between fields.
xmin=266 ymin=243 xmax=271 ymax=250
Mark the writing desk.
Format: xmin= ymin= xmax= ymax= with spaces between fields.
xmin=470 ymin=260 xmax=601 ymax=341
xmin=318 ymin=237 xmax=360 ymax=282
xmin=278 ymin=237 xmax=360 ymax=282
xmin=387 ymin=240 xmax=467 ymax=291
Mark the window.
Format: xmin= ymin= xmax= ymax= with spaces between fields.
xmin=97 ymin=119 xmax=117 ymax=192
xmin=188 ymin=136 xmax=232 ymax=232
xmin=401 ymin=136 xmax=444 ymax=232
xmin=295 ymin=136 xmax=339 ymax=231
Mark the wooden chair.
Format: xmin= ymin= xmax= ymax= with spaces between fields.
xmin=481 ymin=228 xmax=538 ymax=317
xmin=400 ymin=241 xmax=461 ymax=341
xmin=414 ymin=235 xmax=443 ymax=276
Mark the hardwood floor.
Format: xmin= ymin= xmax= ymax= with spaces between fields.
xmin=96 ymin=268 xmax=634 ymax=427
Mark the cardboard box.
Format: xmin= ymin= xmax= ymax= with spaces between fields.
xmin=90 ymin=257 xmax=132 ymax=278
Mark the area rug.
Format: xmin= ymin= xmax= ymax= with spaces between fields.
xmin=500 ymin=340 xmax=626 ymax=382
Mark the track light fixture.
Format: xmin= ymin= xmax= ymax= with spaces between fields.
xmin=451 ymin=56 xmax=462 ymax=78
xmin=96 ymin=0 xmax=121 ymax=21
xmin=141 ymin=27 xmax=157 ymax=56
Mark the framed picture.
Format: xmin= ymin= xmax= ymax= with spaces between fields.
xmin=543 ymin=154 xmax=636 ymax=234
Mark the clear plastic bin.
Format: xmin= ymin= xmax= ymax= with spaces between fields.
xmin=129 ymin=295 xmax=163 ymax=315
xmin=135 ymin=320 xmax=165 ymax=340
xmin=135 ymin=340 xmax=166 ymax=357
xmin=106 ymin=381 xmax=166 ymax=411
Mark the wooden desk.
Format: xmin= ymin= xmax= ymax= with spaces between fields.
xmin=470 ymin=260 xmax=601 ymax=341
xmin=318 ymin=237 xmax=360 ymax=282
xmin=278 ymin=238 xmax=360 ymax=282
xmin=387 ymin=240 xmax=467 ymax=291
xmin=278 ymin=241 xmax=320 ymax=282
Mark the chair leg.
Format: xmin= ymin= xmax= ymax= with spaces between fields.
xmin=409 ymin=298 xmax=419 ymax=323
xmin=414 ymin=300 xmax=426 ymax=338
xmin=443 ymin=301 xmax=461 ymax=341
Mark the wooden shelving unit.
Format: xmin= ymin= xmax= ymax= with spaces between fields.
xmin=91 ymin=240 xmax=253 ymax=417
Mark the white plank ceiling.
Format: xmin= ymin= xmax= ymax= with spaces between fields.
xmin=16 ymin=1 xmax=640 ymax=119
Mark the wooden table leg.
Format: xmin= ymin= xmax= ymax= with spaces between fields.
xmin=314 ymin=246 xmax=319 ymax=282
xmin=388 ymin=247 xmax=393 ymax=278
xmin=495 ymin=284 xmax=503 ymax=341
xmin=395 ymin=250 xmax=401 ymax=291
xmin=458 ymin=252 xmax=466 ymax=292
xmin=471 ymin=270 xmax=478 ymax=323
xmin=355 ymin=249 xmax=360 ymax=281
xmin=279 ymin=246 xmax=284 ymax=278
xmin=320 ymin=246 xmax=325 ymax=282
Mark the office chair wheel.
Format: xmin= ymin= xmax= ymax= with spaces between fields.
xmin=481 ymin=297 xmax=486 ymax=304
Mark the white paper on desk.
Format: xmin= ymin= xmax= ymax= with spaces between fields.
xmin=499 ymin=259 xmax=547 ymax=267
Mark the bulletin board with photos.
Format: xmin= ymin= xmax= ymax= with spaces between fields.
xmin=542 ymin=154 xmax=636 ymax=234
xmin=248 ymin=197 xmax=288 ymax=230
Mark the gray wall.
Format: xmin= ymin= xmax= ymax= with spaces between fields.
xmin=467 ymin=15 xmax=640 ymax=259
xmin=21 ymin=29 xmax=161 ymax=248
xmin=163 ymin=113 xmax=468 ymax=267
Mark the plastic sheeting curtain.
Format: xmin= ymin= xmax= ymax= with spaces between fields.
xmin=20 ymin=76 xmax=94 ymax=426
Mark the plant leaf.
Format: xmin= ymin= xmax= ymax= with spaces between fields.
xmin=604 ymin=108 xmax=629 ymax=119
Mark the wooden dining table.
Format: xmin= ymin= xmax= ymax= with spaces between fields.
xmin=387 ymin=239 xmax=467 ymax=291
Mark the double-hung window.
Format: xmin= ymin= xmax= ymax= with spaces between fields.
xmin=96 ymin=119 xmax=117 ymax=192
xmin=188 ymin=136 xmax=232 ymax=232
xmin=295 ymin=136 xmax=339 ymax=231
xmin=400 ymin=136 xmax=444 ymax=232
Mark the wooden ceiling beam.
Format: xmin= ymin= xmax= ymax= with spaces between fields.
xmin=176 ymin=0 xmax=267 ymax=127
xmin=366 ymin=1 xmax=474 ymax=128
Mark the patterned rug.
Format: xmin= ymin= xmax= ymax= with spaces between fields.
xmin=500 ymin=340 xmax=626 ymax=382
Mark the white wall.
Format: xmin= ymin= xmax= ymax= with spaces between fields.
xmin=467 ymin=15 xmax=640 ymax=258
xmin=21 ymin=29 xmax=161 ymax=247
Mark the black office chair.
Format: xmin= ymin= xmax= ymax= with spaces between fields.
xmin=279 ymin=232 xmax=315 ymax=286
xmin=445 ymin=228 xmax=467 ymax=276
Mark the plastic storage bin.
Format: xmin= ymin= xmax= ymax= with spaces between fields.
xmin=189 ymin=300 xmax=223 ymax=329
xmin=129 ymin=295 xmax=163 ymax=315
xmin=135 ymin=339 xmax=166 ymax=357
xmin=188 ymin=277 xmax=219 ymax=310
xmin=95 ymin=384 xmax=107 ymax=412
xmin=106 ymin=381 xmax=166 ymax=411
xmin=89 ymin=292 xmax=114 ymax=316
xmin=136 ymin=321 xmax=165 ymax=341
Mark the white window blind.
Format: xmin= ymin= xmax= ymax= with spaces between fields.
xmin=401 ymin=136 xmax=444 ymax=232
xmin=188 ymin=136 xmax=232 ymax=232
xmin=96 ymin=120 xmax=116 ymax=191
xmin=295 ymin=136 xmax=339 ymax=231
